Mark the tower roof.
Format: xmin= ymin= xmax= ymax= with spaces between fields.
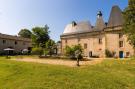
xmin=107 ymin=5 xmax=123 ymax=27
xmin=95 ymin=11 xmax=105 ymax=31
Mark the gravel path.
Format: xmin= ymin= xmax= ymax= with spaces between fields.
xmin=11 ymin=58 xmax=103 ymax=67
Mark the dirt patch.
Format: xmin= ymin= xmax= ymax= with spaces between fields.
xmin=11 ymin=58 xmax=104 ymax=67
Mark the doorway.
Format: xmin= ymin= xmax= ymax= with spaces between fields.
xmin=89 ymin=51 xmax=92 ymax=57
xmin=119 ymin=51 xmax=124 ymax=58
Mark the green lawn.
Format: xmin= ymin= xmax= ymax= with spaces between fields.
xmin=0 ymin=58 xmax=135 ymax=89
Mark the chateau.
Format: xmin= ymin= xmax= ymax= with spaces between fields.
xmin=0 ymin=33 xmax=32 ymax=54
xmin=60 ymin=5 xmax=134 ymax=58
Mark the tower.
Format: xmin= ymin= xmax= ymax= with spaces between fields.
xmin=95 ymin=11 xmax=105 ymax=31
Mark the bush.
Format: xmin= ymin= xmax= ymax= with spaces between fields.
xmin=64 ymin=45 xmax=83 ymax=60
xmin=32 ymin=47 xmax=43 ymax=55
xmin=43 ymin=50 xmax=49 ymax=56
xmin=105 ymin=49 xmax=115 ymax=58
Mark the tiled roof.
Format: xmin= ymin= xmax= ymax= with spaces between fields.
xmin=0 ymin=33 xmax=31 ymax=42
xmin=94 ymin=11 xmax=105 ymax=31
xmin=107 ymin=5 xmax=123 ymax=27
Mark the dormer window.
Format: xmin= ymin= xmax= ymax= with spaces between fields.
xmin=72 ymin=21 xmax=77 ymax=27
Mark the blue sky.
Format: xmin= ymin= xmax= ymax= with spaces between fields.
xmin=0 ymin=0 xmax=128 ymax=41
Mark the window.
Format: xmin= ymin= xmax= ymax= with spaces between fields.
xmin=119 ymin=33 xmax=123 ymax=38
xmin=15 ymin=41 xmax=18 ymax=45
xmin=126 ymin=52 xmax=130 ymax=57
xmin=65 ymin=39 xmax=67 ymax=44
xmin=119 ymin=41 xmax=124 ymax=47
xmin=3 ymin=40 xmax=6 ymax=44
xmin=84 ymin=43 xmax=87 ymax=49
xmin=99 ymin=38 xmax=102 ymax=44
xmin=78 ymin=38 xmax=80 ymax=42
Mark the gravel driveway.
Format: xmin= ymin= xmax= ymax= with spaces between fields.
xmin=11 ymin=58 xmax=103 ymax=67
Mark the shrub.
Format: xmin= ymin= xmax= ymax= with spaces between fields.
xmin=43 ymin=49 xmax=49 ymax=56
xmin=32 ymin=47 xmax=43 ymax=55
xmin=64 ymin=45 xmax=83 ymax=60
xmin=105 ymin=49 xmax=115 ymax=58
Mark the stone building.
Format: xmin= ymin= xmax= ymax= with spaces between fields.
xmin=0 ymin=33 xmax=32 ymax=54
xmin=60 ymin=5 xmax=134 ymax=58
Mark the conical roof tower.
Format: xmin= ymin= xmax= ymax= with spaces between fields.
xmin=95 ymin=11 xmax=105 ymax=31
xmin=107 ymin=5 xmax=123 ymax=27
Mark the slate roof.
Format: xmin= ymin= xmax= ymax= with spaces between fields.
xmin=62 ymin=5 xmax=123 ymax=35
xmin=0 ymin=33 xmax=31 ymax=42
xmin=107 ymin=5 xmax=123 ymax=27
xmin=94 ymin=11 xmax=105 ymax=31
xmin=63 ymin=21 xmax=92 ymax=34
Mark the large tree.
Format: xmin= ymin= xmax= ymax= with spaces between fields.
xmin=123 ymin=0 xmax=135 ymax=48
xmin=31 ymin=25 xmax=50 ymax=48
xmin=18 ymin=29 xmax=32 ymax=38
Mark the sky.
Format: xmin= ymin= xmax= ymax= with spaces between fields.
xmin=0 ymin=0 xmax=128 ymax=42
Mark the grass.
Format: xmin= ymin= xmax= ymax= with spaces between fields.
xmin=0 ymin=57 xmax=135 ymax=89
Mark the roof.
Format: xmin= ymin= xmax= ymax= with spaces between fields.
xmin=0 ymin=33 xmax=31 ymax=42
xmin=107 ymin=5 xmax=123 ymax=27
xmin=63 ymin=21 xmax=92 ymax=34
xmin=94 ymin=11 xmax=105 ymax=31
xmin=62 ymin=5 xmax=123 ymax=36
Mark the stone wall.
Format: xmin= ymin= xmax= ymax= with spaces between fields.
xmin=106 ymin=32 xmax=134 ymax=57
xmin=61 ymin=27 xmax=134 ymax=58
xmin=0 ymin=33 xmax=32 ymax=53
xmin=61 ymin=33 xmax=106 ymax=58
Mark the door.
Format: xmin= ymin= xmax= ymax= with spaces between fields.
xmin=119 ymin=51 xmax=124 ymax=58
xmin=89 ymin=51 xmax=92 ymax=57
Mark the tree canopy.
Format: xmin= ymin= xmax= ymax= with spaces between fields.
xmin=65 ymin=45 xmax=83 ymax=59
xmin=123 ymin=0 xmax=135 ymax=48
xmin=18 ymin=29 xmax=32 ymax=38
xmin=31 ymin=25 xmax=50 ymax=48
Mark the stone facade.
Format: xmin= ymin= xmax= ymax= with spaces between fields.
xmin=60 ymin=5 xmax=134 ymax=58
xmin=0 ymin=33 xmax=32 ymax=53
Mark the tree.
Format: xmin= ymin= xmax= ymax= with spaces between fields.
xmin=18 ymin=29 xmax=32 ymax=38
xmin=45 ymin=39 xmax=55 ymax=56
xmin=31 ymin=25 xmax=50 ymax=48
xmin=123 ymin=0 xmax=135 ymax=49
xmin=65 ymin=45 xmax=83 ymax=59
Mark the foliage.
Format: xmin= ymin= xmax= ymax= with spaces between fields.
xmin=31 ymin=25 xmax=50 ymax=48
xmin=105 ymin=49 xmax=116 ymax=58
xmin=123 ymin=0 xmax=135 ymax=48
xmin=18 ymin=29 xmax=32 ymax=38
xmin=43 ymin=50 xmax=49 ymax=56
xmin=45 ymin=39 xmax=55 ymax=56
xmin=65 ymin=45 xmax=83 ymax=59
xmin=31 ymin=47 xmax=43 ymax=55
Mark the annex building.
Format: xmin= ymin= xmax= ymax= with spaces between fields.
xmin=60 ymin=5 xmax=134 ymax=58
xmin=0 ymin=33 xmax=32 ymax=54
